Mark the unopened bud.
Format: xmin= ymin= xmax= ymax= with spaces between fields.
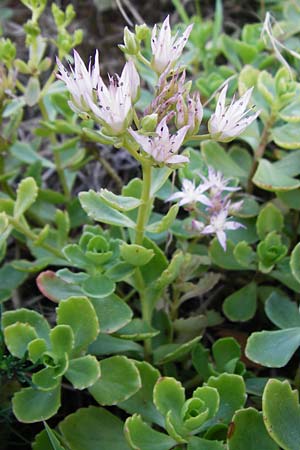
xmin=141 ymin=113 xmax=158 ymax=132
xmin=135 ymin=23 xmax=150 ymax=41
xmin=15 ymin=59 xmax=31 ymax=74
xmin=38 ymin=57 xmax=52 ymax=73
xmin=124 ymin=27 xmax=139 ymax=55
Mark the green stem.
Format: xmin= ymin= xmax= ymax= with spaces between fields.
xmin=38 ymin=99 xmax=71 ymax=199
xmin=187 ymin=133 xmax=211 ymax=141
xmin=134 ymin=162 xmax=153 ymax=359
xmin=135 ymin=162 xmax=152 ymax=245
xmin=8 ymin=216 xmax=65 ymax=260
xmin=137 ymin=52 xmax=151 ymax=68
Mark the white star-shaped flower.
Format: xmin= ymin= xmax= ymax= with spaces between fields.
xmin=86 ymin=59 xmax=140 ymax=135
xmin=208 ymin=84 xmax=260 ymax=142
xmin=129 ymin=117 xmax=189 ymax=165
xmin=168 ymin=179 xmax=210 ymax=206
xmin=201 ymin=208 xmax=244 ymax=251
xmin=151 ymin=16 xmax=193 ymax=74
xmin=56 ymin=49 xmax=100 ymax=115
xmin=199 ymin=167 xmax=240 ymax=197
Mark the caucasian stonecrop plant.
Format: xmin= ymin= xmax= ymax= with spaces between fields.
xmin=2 ymin=0 xmax=300 ymax=449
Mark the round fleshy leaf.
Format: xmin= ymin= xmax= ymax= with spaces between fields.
xmin=59 ymin=406 xmax=130 ymax=450
xmin=91 ymin=294 xmax=132 ymax=334
xmin=246 ymin=328 xmax=300 ymax=367
xmin=228 ymin=407 xmax=278 ymax=450
xmin=36 ymin=271 xmax=83 ymax=302
xmin=2 ymin=308 xmax=50 ymax=341
xmin=265 ymin=291 xmax=300 ymax=329
xmin=212 ymin=337 xmax=241 ymax=373
xmin=65 ymin=356 xmax=100 ymax=390
xmin=256 ymin=203 xmax=284 ymax=240
xmin=125 ymin=414 xmax=176 ymax=450
xmin=120 ymin=243 xmax=154 ymax=266
xmin=57 ymin=297 xmax=99 ymax=354
xmin=4 ymin=323 xmax=37 ymax=358
xmin=89 ymin=355 xmax=141 ymax=405
xmin=32 ymin=367 xmax=60 ymax=391
xmin=82 ymin=274 xmax=116 ymax=298
xmin=153 ymin=377 xmax=185 ymax=419
xmin=50 ymin=325 xmax=74 ymax=356
xmin=263 ymin=379 xmax=300 ymax=450
xmin=28 ymin=338 xmax=48 ymax=363
xmin=223 ymin=282 xmax=257 ymax=322
xmin=291 ymin=242 xmax=300 ymax=284
xmin=207 ymin=374 xmax=246 ymax=424
xmin=13 ymin=385 xmax=61 ymax=423
xmin=118 ymin=361 xmax=163 ymax=426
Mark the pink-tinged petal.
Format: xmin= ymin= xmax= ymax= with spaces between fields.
xmin=171 ymin=125 xmax=190 ymax=152
xmin=167 ymin=191 xmax=185 ymax=202
xmin=182 ymin=178 xmax=194 ymax=190
xmin=128 ymin=128 xmax=152 ymax=154
xmin=224 ymin=221 xmax=245 ymax=231
xmin=196 ymin=194 xmax=213 ymax=207
xmin=173 ymin=23 xmax=193 ymax=57
xmin=194 ymin=92 xmax=203 ymax=124
xmin=207 ymin=114 xmax=220 ymax=136
xmin=156 ymin=116 xmax=170 ymax=141
xmin=192 ymin=220 xmax=205 ymax=231
xmin=227 ymin=87 xmax=254 ymax=121
xmin=121 ymin=59 xmax=140 ymax=101
xmin=176 ymin=95 xmax=186 ymax=128
xmin=166 ymin=154 xmax=189 ymax=164
xmin=215 ymin=84 xmax=228 ymax=118
xmin=201 ymin=224 xmax=214 ymax=235
xmin=85 ymin=94 xmax=105 ymax=121
xmin=216 ymin=230 xmax=227 ymax=251
xmin=178 ymin=198 xmax=193 ymax=206
xmin=91 ymin=50 xmax=100 ymax=88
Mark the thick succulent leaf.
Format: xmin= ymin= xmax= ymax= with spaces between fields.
xmin=187 ymin=437 xmax=225 ymax=449
xmin=91 ymin=294 xmax=133 ymax=334
xmin=263 ymin=379 xmax=300 ymax=450
xmin=119 ymin=361 xmax=163 ymax=426
xmin=59 ymin=406 xmax=130 ymax=450
xmin=125 ymin=414 xmax=177 ymax=450
xmin=56 ymin=297 xmax=99 ymax=354
xmin=223 ymin=282 xmax=257 ymax=322
xmin=65 ymin=356 xmax=100 ymax=389
xmin=4 ymin=323 xmax=37 ymax=358
xmin=89 ymin=355 xmax=141 ymax=405
xmin=153 ymin=377 xmax=185 ymax=419
xmin=14 ymin=177 xmax=38 ymax=218
xmin=265 ymin=291 xmax=300 ymax=329
xmin=2 ymin=308 xmax=50 ymax=341
xmin=36 ymin=271 xmax=83 ymax=302
xmin=79 ymin=190 xmax=136 ymax=228
xmin=246 ymin=328 xmax=300 ymax=367
xmin=228 ymin=407 xmax=278 ymax=450
xmin=12 ymin=385 xmax=61 ymax=423
xmin=207 ymin=374 xmax=246 ymax=424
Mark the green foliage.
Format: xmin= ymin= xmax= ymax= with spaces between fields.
xmin=2 ymin=0 xmax=300 ymax=448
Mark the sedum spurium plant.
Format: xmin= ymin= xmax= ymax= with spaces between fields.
xmin=1 ymin=0 xmax=300 ymax=449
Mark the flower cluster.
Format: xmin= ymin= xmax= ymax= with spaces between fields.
xmin=57 ymin=51 xmax=140 ymax=135
xmin=56 ymin=16 xmax=260 ymax=165
xmin=168 ymin=168 xmax=244 ymax=250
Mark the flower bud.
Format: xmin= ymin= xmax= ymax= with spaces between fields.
xmin=135 ymin=24 xmax=150 ymax=41
xmin=141 ymin=113 xmax=158 ymax=132
xmin=123 ymin=27 xmax=139 ymax=55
